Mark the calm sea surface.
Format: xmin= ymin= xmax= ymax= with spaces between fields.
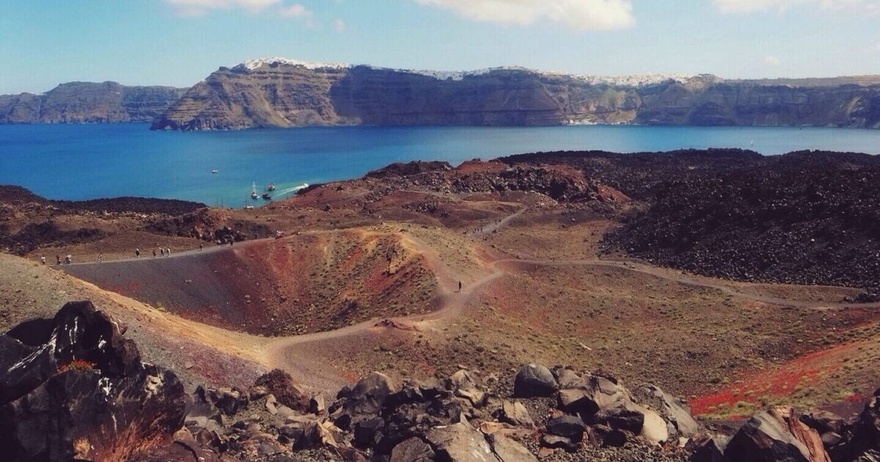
xmin=1 ymin=123 xmax=879 ymax=207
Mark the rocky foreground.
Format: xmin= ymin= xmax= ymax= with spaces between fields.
xmin=3 ymin=301 xmax=880 ymax=461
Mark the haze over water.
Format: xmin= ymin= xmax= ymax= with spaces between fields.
xmin=2 ymin=124 xmax=879 ymax=207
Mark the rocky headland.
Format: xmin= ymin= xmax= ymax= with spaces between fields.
xmin=0 ymin=82 xmax=186 ymax=124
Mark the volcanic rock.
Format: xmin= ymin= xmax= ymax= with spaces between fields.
xmin=635 ymin=384 xmax=700 ymax=437
xmin=389 ymin=436 xmax=436 ymax=462
xmin=513 ymin=363 xmax=558 ymax=398
xmin=0 ymin=301 xmax=186 ymax=461
xmin=425 ymin=421 xmax=495 ymax=462
xmin=833 ymin=388 xmax=880 ymax=461
xmin=546 ymin=415 xmax=587 ymax=442
xmin=724 ymin=406 xmax=830 ymax=462
xmin=253 ymin=368 xmax=309 ymax=412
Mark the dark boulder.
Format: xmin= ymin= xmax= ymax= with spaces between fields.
xmin=353 ymin=416 xmax=385 ymax=449
xmin=540 ymin=433 xmax=579 ymax=452
xmin=206 ymin=387 xmax=248 ymax=416
xmin=513 ymin=363 xmax=558 ymax=398
xmin=336 ymin=371 xmax=397 ymax=417
xmin=595 ymin=406 xmax=645 ymax=434
xmin=724 ymin=406 xmax=830 ymax=462
xmin=545 ymin=415 xmax=586 ymax=442
xmin=687 ymin=435 xmax=728 ymax=462
xmin=0 ymin=301 xmax=186 ymax=461
xmin=389 ymin=436 xmax=436 ymax=462
xmin=833 ymin=389 xmax=880 ymax=461
xmin=253 ymin=368 xmax=309 ymax=412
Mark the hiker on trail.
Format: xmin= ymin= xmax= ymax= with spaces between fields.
xmin=65 ymin=255 xmax=71 ymax=265
xmin=199 ymin=243 xmax=203 ymax=251
xmin=98 ymin=254 xmax=103 ymax=263
xmin=135 ymin=248 xmax=140 ymax=258
xmin=40 ymin=256 xmax=46 ymax=265
xmin=166 ymin=248 xmax=171 ymax=256
xmin=458 ymin=281 xmax=462 ymax=292
xmin=56 ymin=255 xmax=61 ymax=265
xmin=153 ymin=249 xmax=156 ymax=257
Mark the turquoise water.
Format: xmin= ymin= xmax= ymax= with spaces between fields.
xmin=1 ymin=123 xmax=879 ymax=207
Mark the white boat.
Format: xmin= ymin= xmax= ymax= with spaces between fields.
xmin=250 ymin=182 xmax=258 ymax=200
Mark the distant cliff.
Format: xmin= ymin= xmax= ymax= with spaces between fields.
xmin=151 ymin=59 xmax=880 ymax=131
xmin=0 ymin=82 xmax=186 ymax=124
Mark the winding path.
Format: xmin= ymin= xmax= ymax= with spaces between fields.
xmin=59 ymin=206 xmax=880 ymax=393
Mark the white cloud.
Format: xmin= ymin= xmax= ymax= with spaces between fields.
xmin=414 ymin=0 xmax=635 ymax=30
xmin=333 ymin=18 xmax=346 ymax=32
xmin=764 ymin=56 xmax=780 ymax=66
xmin=714 ymin=0 xmax=880 ymax=13
xmin=279 ymin=3 xmax=311 ymax=18
xmin=166 ymin=0 xmax=280 ymax=16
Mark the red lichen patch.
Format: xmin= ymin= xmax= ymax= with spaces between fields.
xmin=691 ymin=339 xmax=876 ymax=417
xmin=58 ymin=358 xmax=97 ymax=374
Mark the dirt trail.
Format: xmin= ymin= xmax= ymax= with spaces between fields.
xmin=500 ymin=259 xmax=880 ymax=310
xmin=57 ymin=206 xmax=878 ymax=394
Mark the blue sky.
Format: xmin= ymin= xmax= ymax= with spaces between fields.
xmin=1 ymin=0 xmax=879 ymax=94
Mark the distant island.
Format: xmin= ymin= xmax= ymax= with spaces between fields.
xmin=2 ymin=57 xmax=880 ymax=130
xmin=0 ymin=81 xmax=186 ymax=124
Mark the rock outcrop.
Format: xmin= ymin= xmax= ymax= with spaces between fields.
xmin=0 ymin=301 xmax=186 ymax=461
xmin=7 ymin=303 xmax=880 ymax=461
xmin=0 ymin=82 xmax=186 ymax=124
xmin=151 ymin=59 xmax=880 ymax=131
xmin=724 ymin=407 xmax=830 ymax=462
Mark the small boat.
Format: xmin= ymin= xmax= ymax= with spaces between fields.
xmin=267 ymin=183 xmax=276 ymax=192
xmin=250 ymin=182 xmax=258 ymax=200
xmin=262 ymin=193 xmax=272 ymax=200
xmin=211 ymin=169 xmax=218 ymax=174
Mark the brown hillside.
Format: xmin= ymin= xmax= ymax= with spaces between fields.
xmin=4 ymin=152 xmax=880 ymax=421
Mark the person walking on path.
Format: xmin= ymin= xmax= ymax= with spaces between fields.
xmin=458 ymin=281 xmax=462 ymax=292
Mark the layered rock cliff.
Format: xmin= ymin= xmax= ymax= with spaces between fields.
xmin=0 ymin=82 xmax=186 ymax=124
xmin=151 ymin=59 xmax=880 ymax=131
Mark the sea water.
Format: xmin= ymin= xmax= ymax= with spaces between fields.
xmin=1 ymin=123 xmax=878 ymax=207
